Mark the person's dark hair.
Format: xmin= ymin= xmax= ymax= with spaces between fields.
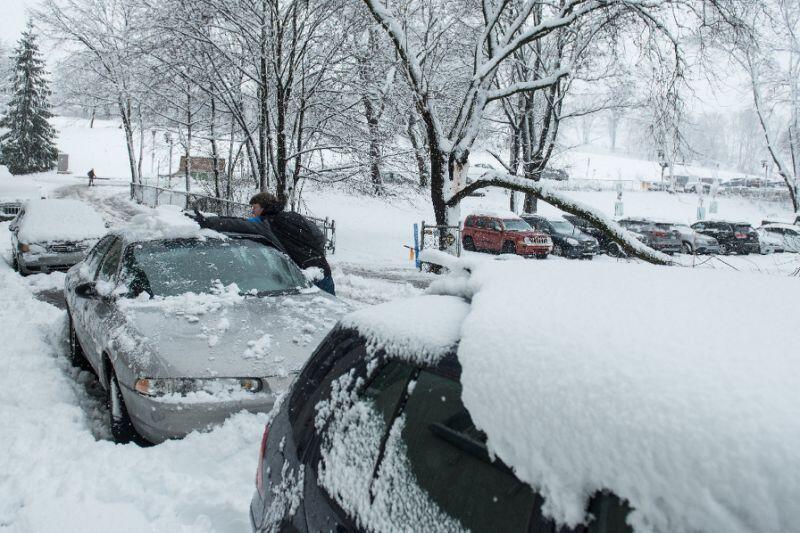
xmin=249 ymin=192 xmax=283 ymax=216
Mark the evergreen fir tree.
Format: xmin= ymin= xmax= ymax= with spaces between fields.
xmin=0 ymin=21 xmax=58 ymax=175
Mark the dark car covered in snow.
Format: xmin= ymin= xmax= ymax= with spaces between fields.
xmin=521 ymin=214 xmax=598 ymax=259
xmin=65 ymin=207 xmax=348 ymax=444
xmin=251 ymin=257 xmax=798 ymax=533
xmin=690 ymin=220 xmax=760 ymax=255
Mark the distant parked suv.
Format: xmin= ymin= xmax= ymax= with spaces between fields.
xmin=522 ymin=214 xmax=598 ymax=259
xmin=617 ymin=218 xmax=682 ymax=255
xmin=462 ymin=213 xmax=551 ymax=258
xmin=690 ymin=220 xmax=760 ymax=255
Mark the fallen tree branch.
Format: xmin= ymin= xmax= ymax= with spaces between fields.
xmin=447 ymin=171 xmax=674 ymax=266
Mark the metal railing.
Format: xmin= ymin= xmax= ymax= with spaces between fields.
xmin=419 ymin=221 xmax=461 ymax=257
xmin=130 ymin=183 xmax=336 ymax=254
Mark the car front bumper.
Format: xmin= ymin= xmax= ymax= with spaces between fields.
xmin=18 ymin=251 xmax=87 ymax=273
xmin=517 ymin=243 xmax=552 ymax=256
xmin=121 ymin=383 xmax=277 ymax=444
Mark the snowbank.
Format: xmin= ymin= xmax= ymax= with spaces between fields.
xmin=17 ymin=199 xmax=107 ymax=243
xmin=451 ymin=260 xmax=800 ymax=533
xmin=0 ymin=221 xmax=271 ymax=533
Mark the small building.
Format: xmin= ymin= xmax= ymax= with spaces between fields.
xmin=178 ymin=156 xmax=226 ymax=180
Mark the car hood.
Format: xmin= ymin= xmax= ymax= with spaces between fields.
xmin=116 ymin=291 xmax=349 ymax=380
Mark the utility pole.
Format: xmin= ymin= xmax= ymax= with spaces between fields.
xmin=165 ymin=132 xmax=173 ymax=187
xmin=151 ymin=129 xmax=156 ymax=179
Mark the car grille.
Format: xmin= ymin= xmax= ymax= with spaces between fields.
xmin=532 ymin=236 xmax=550 ymax=244
xmin=48 ymin=242 xmax=88 ymax=253
xmin=0 ymin=203 xmax=21 ymax=216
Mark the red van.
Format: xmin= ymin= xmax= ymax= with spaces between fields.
xmin=462 ymin=214 xmax=552 ymax=258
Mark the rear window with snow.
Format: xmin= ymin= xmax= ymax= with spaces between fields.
xmin=122 ymin=238 xmax=309 ymax=297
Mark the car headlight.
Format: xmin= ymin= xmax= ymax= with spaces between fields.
xmin=134 ymin=377 xmax=264 ymax=397
xmin=566 ymin=237 xmax=579 ymax=245
xmin=523 ymin=237 xmax=533 ymax=245
xmin=18 ymin=243 xmax=30 ymax=252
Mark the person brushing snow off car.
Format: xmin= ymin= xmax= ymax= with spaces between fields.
xmin=248 ymin=192 xmax=335 ymax=295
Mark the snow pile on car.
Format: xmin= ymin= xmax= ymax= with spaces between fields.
xmin=17 ymin=199 xmax=106 ymax=243
xmin=448 ymin=259 xmax=800 ymax=533
xmin=340 ymin=294 xmax=470 ymax=363
xmin=122 ymin=204 xmax=222 ymax=242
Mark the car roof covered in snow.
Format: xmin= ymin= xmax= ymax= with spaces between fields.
xmin=343 ymin=257 xmax=800 ymax=533
xmin=463 ymin=208 xmax=521 ymax=220
xmin=760 ymin=223 xmax=800 ymax=231
xmin=113 ymin=205 xmax=225 ymax=243
xmin=18 ymin=199 xmax=106 ymax=243
xmin=340 ymin=294 xmax=470 ymax=364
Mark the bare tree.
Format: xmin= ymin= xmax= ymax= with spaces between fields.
xmin=363 ymin=0 xmax=741 ymax=262
xmin=736 ymin=0 xmax=799 ymax=212
xmin=37 ymin=0 xmax=148 ymax=184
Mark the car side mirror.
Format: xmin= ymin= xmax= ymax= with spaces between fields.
xmin=75 ymin=281 xmax=103 ymax=300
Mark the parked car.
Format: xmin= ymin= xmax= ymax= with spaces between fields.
xmin=521 ymin=214 xmax=598 ymax=259
xmin=657 ymin=222 xmax=720 ymax=255
xmin=541 ymin=167 xmax=569 ymax=181
xmin=65 ymin=208 xmax=348 ymax=444
xmin=9 ymin=199 xmax=106 ymax=274
xmin=461 ymin=213 xmax=551 ymax=258
xmin=251 ymin=260 xmax=798 ymax=533
xmin=617 ymin=218 xmax=682 ymax=255
xmin=562 ymin=214 xmax=636 ymax=257
xmin=0 ymin=183 xmax=45 ymax=221
xmin=756 ymin=223 xmax=800 ymax=254
xmin=690 ymin=220 xmax=760 ymax=255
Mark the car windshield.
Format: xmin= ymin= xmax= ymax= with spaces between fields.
xmin=122 ymin=237 xmax=310 ymax=297
xmin=502 ymin=219 xmax=532 ymax=231
xmin=549 ymin=220 xmax=575 ymax=234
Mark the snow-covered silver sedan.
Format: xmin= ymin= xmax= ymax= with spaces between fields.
xmin=65 ymin=208 xmax=347 ymax=444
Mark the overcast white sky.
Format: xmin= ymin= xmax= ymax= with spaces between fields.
xmin=0 ymin=0 xmax=39 ymax=46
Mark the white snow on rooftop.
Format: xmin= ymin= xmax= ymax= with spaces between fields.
xmin=450 ymin=260 xmax=800 ymax=533
xmin=17 ymin=199 xmax=106 ymax=243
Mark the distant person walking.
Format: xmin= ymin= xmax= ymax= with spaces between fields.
xmin=249 ymin=192 xmax=335 ymax=295
xmin=87 ymin=168 xmax=96 ymax=187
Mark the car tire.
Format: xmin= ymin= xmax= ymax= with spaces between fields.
xmin=463 ymin=236 xmax=476 ymax=251
xmin=553 ymin=244 xmax=563 ymax=256
xmin=108 ymin=367 xmax=145 ymax=445
xmin=535 ymin=253 xmax=548 ymax=260
xmin=67 ymin=312 xmax=93 ymax=372
xmin=682 ymin=242 xmax=693 ymax=255
xmin=607 ymin=242 xmax=625 ymax=258
xmin=719 ymin=243 xmax=730 ymax=255
xmin=11 ymin=253 xmax=19 ymax=272
xmin=501 ymin=241 xmax=515 ymax=254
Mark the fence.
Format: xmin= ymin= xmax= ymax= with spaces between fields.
xmin=130 ymin=182 xmax=336 ymax=254
xmin=419 ymin=221 xmax=461 ymax=258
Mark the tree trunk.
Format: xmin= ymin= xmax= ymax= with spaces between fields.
xmin=363 ymin=97 xmax=382 ymax=193
xmin=407 ymin=112 xmax=428 ymax=188
xmin=118 ymin=96 xmax=139 ymax=184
